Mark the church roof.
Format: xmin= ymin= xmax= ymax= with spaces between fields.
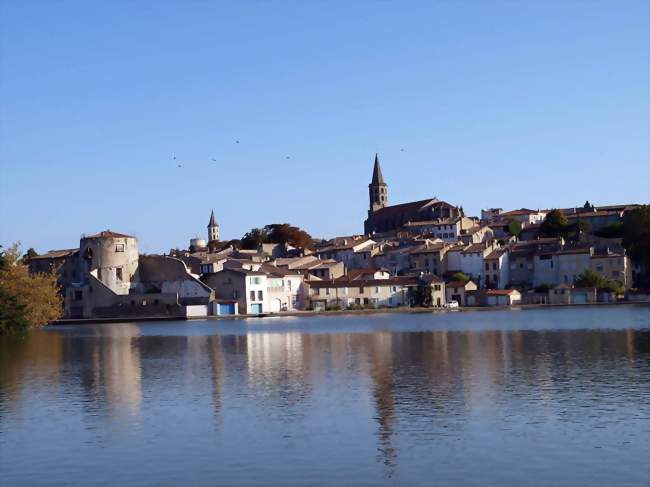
xmin=371 ymin=153 xmax=385 ymax=185
xmin=207 ymin=210 xmax=218 ymax=227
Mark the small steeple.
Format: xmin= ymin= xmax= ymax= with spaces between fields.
xmin=207 ymin=210 xmax=220 ymax=242
xmin=368 ymin=153 xmax=388 ymax=212
xmin=371 ymin=153 xmax=385 ymax=185
xmin=207 ymin=210 xmax=218 ymax=228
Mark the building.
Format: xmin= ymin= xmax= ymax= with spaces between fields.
xmin=363 ymin=154 xmax=462 ymax=235
xmin=260 ymin=264 xmax=306 ymax=311
xmin=63 ymin=231 xmax=212 ymax=319
xmin=481 ymin=208 xmax=503 ymax=222
xmin=590 ymin=249 xmax=632 ymax=288
xmin=307 ymin=276 xmax=435 ymax=310
xmin=499 ymin=208 xmax=547 ymax=225
xmin=314 ymin=237 xmax=376 ymax=269
xmin=204 ymin=268 xmax=268 ymax=314
xmin=482 ymin=289 xmax=522 ymax=306
xmin=549 ymin=285 xmax=597 ymax=305
xmin=445 ymin=280 xmax=478 ymax=306
xmin=207 ymin=210 xmax=220 ymax=242
xmin=483 ymin=247 xmax=510 ymax=289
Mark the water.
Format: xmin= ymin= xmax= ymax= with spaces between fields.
xmin=1 ymin=305 xmax=649 ymax=487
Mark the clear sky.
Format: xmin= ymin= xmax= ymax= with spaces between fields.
xmin=1 ymin=1 xmax=648 ymax=254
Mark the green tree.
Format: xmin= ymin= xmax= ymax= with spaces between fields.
xmin=240 ymin=228 xmax=269 ymax=249
xmin=0 ymin=244 xmax=62 ymax=334
xmin=540 ymin=209 xmax=569 ymax=238
xmin=506 ymin=219 xmax=522 ymax=237
xmin=449 ymin=272 xmax=470 ymax=283
xmin=413 ymin=285 xmax=433 ymax=307
xmin=21 ymin=247 xmax=38 ymax=263
xmin=574 ymin=269 xmax=607 ymax=288
xmin=621 ymin=205 xmax=650 ymax=286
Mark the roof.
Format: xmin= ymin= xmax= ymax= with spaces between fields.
xmin=485 ymin=248 xmax=508 ymax=260
xmin=371 ymin=153 xmax=385 ymax=185
xmin=207 ymin=210 xmax=218 ymax=227
xmin=461 ymin=243 xmax=488 ymax=254
xmin=259 ymin=263 xmax=303 ymax=277
xmin=446 ymin=280 xmax=472 ymax=288
xmin=309 ymin=276 xmax=420 ymax=288
xmin=500 ymin=208 xmax=542 ymax=217
xmin=403 ymin=218 xmax=460 ymax=227
xmin=484 ymin=289 xmax=518 ymax=296
xmin=370 ymin=198 xmax=439 ymax=219
xmin=84 ymin=230 xmax=134 ymax=239
xmin=28 ymin=248 xmax=79 ymax=260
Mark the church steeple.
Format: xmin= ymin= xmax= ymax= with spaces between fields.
xmin=371 ymin=153 xmax=385 ymax=185
xmin=369 ymin=153 xmax=388 ymax=212
xmin=207 ymin=210 xmax=220 ymax=242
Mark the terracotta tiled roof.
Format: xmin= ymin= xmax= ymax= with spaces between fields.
xmin=28 ymin=248 xmax=79 ymax=260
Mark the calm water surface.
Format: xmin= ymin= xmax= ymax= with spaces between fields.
xmin=1 ymin=306 xmax=649 ymax=487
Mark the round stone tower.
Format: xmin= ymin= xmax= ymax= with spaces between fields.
xmin=79 ymin=230 xmax=139 ymax=295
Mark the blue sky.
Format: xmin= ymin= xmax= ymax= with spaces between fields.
xmin=1 ymin=1 xmax=648 ymax=254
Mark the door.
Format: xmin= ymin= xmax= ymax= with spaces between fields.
xmin=250 ymin=303 xmax=263 ymax=314
xmin=270 ymin=298 xmax=282 ymax=313
xmin=573 ymin=293 xmax=587 ymax=305
xmin=220 ymin=303 xmax=235 ymax=315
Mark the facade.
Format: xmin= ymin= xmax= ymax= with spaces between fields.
xmin=482 ymin=289 xmax=522 ymax=306
xmin=499 ymin=208 xmax=547 ymax=225
xmin=307 ymin=276 xmax=437 ymax=310
xmin=549 ymin=285 xmax=597 ymax=305
xmin=204 ymin=268 xmax=268 ymax=314
xmin=483 ymin=247 xmax=510 ymax=289
xmin=445 ymin=280 xmax=478 ymax=306
xmin=590 ymin=250 xmax=632 ymax=288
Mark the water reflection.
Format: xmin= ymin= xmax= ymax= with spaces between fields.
xmin=1 ymin=311 xmax=649 ymax=487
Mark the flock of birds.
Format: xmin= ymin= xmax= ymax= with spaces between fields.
xmin=172 ymin=142 xmax=405 ymax=168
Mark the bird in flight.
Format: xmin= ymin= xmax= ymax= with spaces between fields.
xmin=177 ymin=164 xmax=182 ymax=168
xmin=211 ymin=158 xmax=217 ymax=162
xmin=285 ymin=156 xmax=290 ymax=160
xmin=400 ymin=148 xmax=404 ymax=152
xmin=235 ymin=140 xmax=240 ymax=144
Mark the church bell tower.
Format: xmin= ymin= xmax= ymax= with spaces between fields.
xmin=369 ymin=153 xmax=388 ymax=212
xmin=207 ymin=210 xmax=220 ymax=242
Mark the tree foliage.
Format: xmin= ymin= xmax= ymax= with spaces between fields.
xmin=574 ymin=269 xmax=624 ymax=293
xmin=449 ymin=272 xmax=470 ymax=283
xmin=413 ymin=285 xmax=433 ymax=307
xmin=621 ymin=206 xmax=650 ymax=285
xmin=240 ymin=224 xmax=314 ymax=250
xmin=540 ymin=209 xmax=569 ymax=238
xmin=506 ymin=219 xmax=522 ymax=237
xmin=0 ymin=244 xmax=62 ymax=334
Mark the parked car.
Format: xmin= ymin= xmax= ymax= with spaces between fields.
xmin=446 ymin=300 xmax=459 ymax=309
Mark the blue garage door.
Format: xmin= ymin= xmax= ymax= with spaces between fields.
xmin=220 ymin=303 xmax=236 ymax=315
xmin=250 ymin=303 xmax=263 ymax=314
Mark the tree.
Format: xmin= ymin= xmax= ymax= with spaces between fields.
xmin=240 ymin=228 xmax=268 ymax=249
xmin=0 ymin=244 xmax=62 ymax=334
xmin=540 ymin=209 xmax=569 ymax=238
xmin=574 ymin=269 xmax=607 ymax=288
xmin=413 ymin=285 xmax=433 ymax=307
xmin=621 ymin=205 xmax=650 ymax=287
xmin=22 ymin=247 xmax=38 ymax=263
xmin=506 ymin=219 xmax=522 ymax=237
xmin=449 ymin=272 xmax=470 ymax=283
xmin=264 ymin=223 xmax=314 ymax=249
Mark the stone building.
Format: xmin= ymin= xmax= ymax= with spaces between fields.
xmin=363 ymin=154 xmax=462 ymax=235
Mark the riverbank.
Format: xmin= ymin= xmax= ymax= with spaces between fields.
xmin=51 ymin=299 xmax=650 ymax=325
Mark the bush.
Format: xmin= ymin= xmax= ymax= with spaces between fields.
xmin=0 ymin=244 xmax=62 ymax=334
xmin=534 ymin=283 xmax=554 ymax=293
xmin=450 ymin=272 xmax=470 ymax=283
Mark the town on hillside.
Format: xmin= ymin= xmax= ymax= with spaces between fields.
xmin=27 ymin=154 xmax=649 ymax=319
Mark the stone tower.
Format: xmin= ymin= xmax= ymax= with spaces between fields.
xmin=369 ymin=153 xmax=388 ymax=212
xmin=207 ymin=210 xmax=220 ymax=242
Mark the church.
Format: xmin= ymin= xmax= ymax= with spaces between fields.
xmin=363 ymin=154 xmax=463 ymax=235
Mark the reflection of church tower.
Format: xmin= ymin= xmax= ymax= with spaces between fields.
xmin=369 ymin=153 xmax=388 ymax=212
xmin=207 ymin=210 xmax=220 ymax=242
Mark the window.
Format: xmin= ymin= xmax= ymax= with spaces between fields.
xmin=485 ymin=263 xmax=490 ymax=270
xmin=434 ymin=284 xmax=441 ymax=291
xmin=233 ymin=290 xmax=239 ymax=299
xmin=115 ymin=244 xmax=124 ymax=252
xmin=360 ymin=287 xmax=365 ymax=294
xmin=326 ymin=288 xmax=330 ymax=295
xmin=492 ymin=263 xmax=497 ymax=270
xmin=116 ymin=268 xmax=123 ymax=281
xmin=250 ymin=290 xmax=255 ymax=301
xmin=375 ymin=287 xmax=379 ymax=294
xmin=258 ymin=290 xmax=263 ymax=301
xmin=98 ymin=268 xmax=103 ymax=280
xmin=392 ymin=286 xmax=397 ymax=292
xmin=74 ymin=290 xmax=83 ymax=301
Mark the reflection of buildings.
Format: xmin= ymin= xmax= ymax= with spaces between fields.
xmin=90 ymin=324 xmax=142 ymax=417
